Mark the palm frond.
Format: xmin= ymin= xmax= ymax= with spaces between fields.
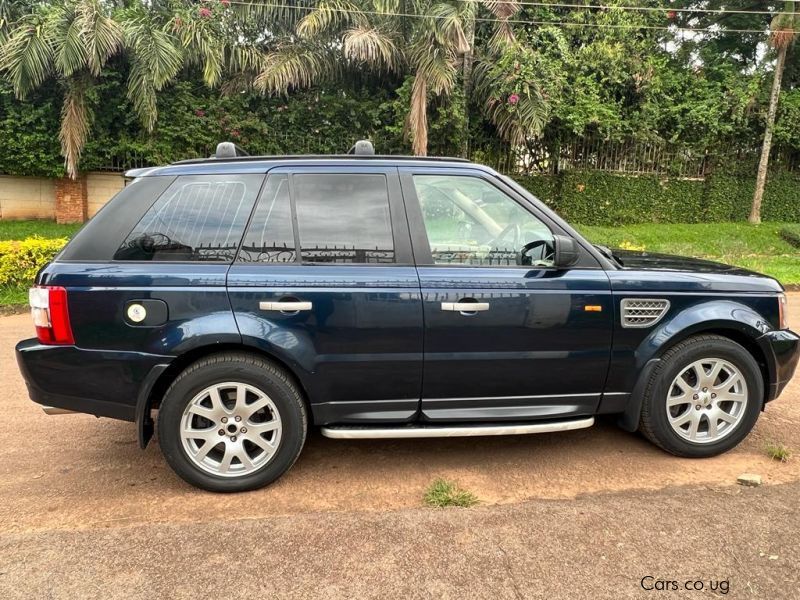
xmin=410 ymin=42 xmax=456 ymax=95
xmin=343 ymin=26 xmax=400 ymax=71
xmin=59 ymin=76 xmax=90 ymax=179
xmin=428 ymin=2 xmax=470 ymax=54
xmin=175 ymin=14 xmax=224 ymax=87
xmin=297 ymin=0 xmax=366 ymax=38
xmin=76 ymin=0 xmax=122 ymax=76
xmin=122 ymin=12 xmax=183 ymax=131
xmin=482 ymin=0 xmax=518 ymax=48
xmin=0 ymin=13 xmax=53 ymax=98
xmin=51 ymin=3 xmax=86 ymax=77
xmin=254 ymin=43 xmax=337 ymax=94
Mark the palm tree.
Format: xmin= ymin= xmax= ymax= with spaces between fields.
xmin=254 ymin=0 xmax=545 ymax=156
xmin=0 ymin=0 xmax=252 ymax=178
xmin=749 ymin=1 xmax=797 ymax=224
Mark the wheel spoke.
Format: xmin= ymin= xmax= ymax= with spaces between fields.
xmin=188 ymin=404 xmax=217 ymax=421
xmin=718 ymin=411 xmax=738 ymax=425
xmin=707 ymin=415 xmax=719 ymax=438
xmin=244 ymin=430 xmax=277 ymax=453
xmin=670 ymin=411 xmax=693 ymax=427
xmin=715 ymin=373 xmax=742 ymax=393
xmin=247 ymin=418 xmax=280 ymax=434
xmin=243 ymin=396 xmax=272 ymax=419
xmin=675 ymin=375 xmax=694 ymax=395
xmin=687 ymin=413 xmax=701 ymax=440
xmin=218 ymin=444 xmax=235 ymax=473
xmin=668 ymin=393 xmax=691 ymax=408
xmin=705 ymin=361 xmax=723 ymax=387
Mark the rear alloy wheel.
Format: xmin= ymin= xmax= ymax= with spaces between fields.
xmin=180 ymin=382 xmax=283 ymax=477
xmin=639 ymin=335 xmax=763 ymax=458
xmin=158 ymin=353 xmax=307 ymax=492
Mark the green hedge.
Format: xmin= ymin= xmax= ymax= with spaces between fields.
xmin=513 ymin=171 xmax=800 ymax=225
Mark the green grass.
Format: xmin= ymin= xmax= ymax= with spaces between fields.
xmin=0 ymin=285 xmax=28 ymax=307
xmin=423 ymin=478 xmax=479 ymax=508
xmin=765 ymin=441 xmax=791 ymax=463
xmin=0 ymin=220 xmax=82 ymax=241
xmin=577 ymin=222 xmax=800 ymax=285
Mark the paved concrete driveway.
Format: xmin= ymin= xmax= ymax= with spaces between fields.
xmin=1 ymin=294 xmax=798 ymax=598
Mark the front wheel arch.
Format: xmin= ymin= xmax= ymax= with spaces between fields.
xmin=618 ymin=327 xmax=769 ymax=432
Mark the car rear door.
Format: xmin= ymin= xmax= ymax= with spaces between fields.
xmin=227 ymin=166 xmax=423 ymax=425
xmin=399 ymin=168 xmax=613 ymax=422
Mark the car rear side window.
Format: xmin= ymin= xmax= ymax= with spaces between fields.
xmin=294 ymin=173 xmax=394 ymax=264
xmin=238 ymin=174 xmax=296 ymax=263
xmin=114 ymin=174 xmax=263 ymax=262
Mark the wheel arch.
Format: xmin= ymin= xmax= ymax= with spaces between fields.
xmin=618 ymin=302 xmax=774 ymax=432
xmin=136 ymin=343 xmax=312 ymax=448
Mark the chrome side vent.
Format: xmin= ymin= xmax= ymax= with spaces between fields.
xmin=621 ymin=298 xmax=670 ymax=328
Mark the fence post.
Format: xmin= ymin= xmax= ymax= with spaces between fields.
xmin=54 ymin=175 xmax=88 ymax=224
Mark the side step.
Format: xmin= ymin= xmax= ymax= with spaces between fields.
xmin=321 ymin=417 xmax=594 ymax=439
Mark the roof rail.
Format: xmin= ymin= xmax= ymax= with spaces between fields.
xmin=215 ymin=142 xmax=249 ymax=159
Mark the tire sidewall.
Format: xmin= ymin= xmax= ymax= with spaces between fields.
xmin=158 ymin=359 xmax=306 ymax=492
xmin=647 ymin=339 xmax=763 ymax=457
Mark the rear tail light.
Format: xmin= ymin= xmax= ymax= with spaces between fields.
xmin=29 ymin=286 xmax=74 ymax=345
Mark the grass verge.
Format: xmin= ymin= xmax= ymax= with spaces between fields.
xmin=423 ymin=478 xmax=479 ymax=508
xmin=0 ymin=220 xmax=82 ymax=240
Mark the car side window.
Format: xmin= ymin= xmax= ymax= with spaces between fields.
xmin=413 ymin=175 xmax=554 ymax=267
xmin=238 ymin=174 xmax=296 ymax=263
xmin=114 ymin=174 xmax=263 ymax=262
xmin=293 ymin=173 xmax=395 ymax=264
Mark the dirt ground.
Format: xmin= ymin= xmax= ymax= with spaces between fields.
xmin=0 ymin=293 xmax=798 ymax=598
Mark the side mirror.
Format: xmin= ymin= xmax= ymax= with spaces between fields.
xmin=553 ymin=235 xmax=580 ymax=268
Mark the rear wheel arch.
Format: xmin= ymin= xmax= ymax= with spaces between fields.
xmin=137 ymin=344 xmax=311 ymax=448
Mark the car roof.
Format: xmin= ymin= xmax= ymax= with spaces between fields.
xmin=124 ymin=155 xmax=494 ymax=179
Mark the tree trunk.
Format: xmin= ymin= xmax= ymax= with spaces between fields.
xmin=410 ymin=75 xmax=428 ymax=156
xmin=750 ymin=43 xmax=788 ymax=224
xmin=461 ymin=20 xmax=476 ymax=158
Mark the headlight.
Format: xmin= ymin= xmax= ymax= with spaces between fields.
xmin=779 ymin=293 xmax=788 ymax=329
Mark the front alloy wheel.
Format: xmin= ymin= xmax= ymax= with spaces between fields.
xmin=665 ymin=358 xmax=748 ymax=444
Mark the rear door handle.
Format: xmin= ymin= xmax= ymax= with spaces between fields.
xmin=259 ymin=301 xmax=313 ymax=312
xmin=441 ymin=301 xmax=490 ymax=313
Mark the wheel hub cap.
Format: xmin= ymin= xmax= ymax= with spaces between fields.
xmin=180 ymin=382 xmax=282 ymax=477
xmin=666 ymin=358 xmax=748 ymax=444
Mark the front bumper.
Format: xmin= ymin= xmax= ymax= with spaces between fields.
xmin=15 ymin=339 xmax=171 ymax=421
xmin=759 ymin=329 xmax=800 ymax=402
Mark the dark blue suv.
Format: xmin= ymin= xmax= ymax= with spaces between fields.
xmin=16 ymin=142 xmax=799 ymax=492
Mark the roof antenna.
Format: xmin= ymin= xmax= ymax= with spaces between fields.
xmin=215 ymin=142 xmax=249 ymax=159
xmin=347 ymin=140 xmax=375 ymax=155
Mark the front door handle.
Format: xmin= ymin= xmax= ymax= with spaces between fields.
xmin=259 ymin=300 xmax=313 ymax=312
xmin=441 ymin=301 xmax=490 ymax=313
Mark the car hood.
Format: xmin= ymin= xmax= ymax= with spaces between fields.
xmin=611 ymin=249 xmax=762 ymax=277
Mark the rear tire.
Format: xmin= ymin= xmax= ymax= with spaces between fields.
xmin=158 ymin=352 xmax=307 ymax=492
xmin=639 ymin=335 xmax=763 ymax=458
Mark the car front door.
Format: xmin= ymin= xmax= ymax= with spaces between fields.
xmin=227 ymin=166 xmax=423 ymax=425
xmin=400 ymin=169 xmax=613 ymax=422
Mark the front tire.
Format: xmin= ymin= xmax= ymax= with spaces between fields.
xmin=639 ymin=335 xmax=763 ymax=458
xmin=158 ymin=352 xmax=307 ymax=492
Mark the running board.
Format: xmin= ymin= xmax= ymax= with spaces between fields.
xmin=321 ymin=417 xmax=594 ymax=439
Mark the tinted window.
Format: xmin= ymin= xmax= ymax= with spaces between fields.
xmin=294 ymin=174 xmax=394 ymax=264
xmin=413 ymin=175 xmax=554 ymax=267
xmin=238 ymin=174 xmax=296 ymax=263
xmin=114 ymin=175 xmax=263 ymax=262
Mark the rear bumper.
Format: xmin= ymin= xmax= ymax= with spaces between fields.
xmin=15 ymin=338 xmax=171 ymax=421
xmin=759 ymin=329 xmax=800 ymax=402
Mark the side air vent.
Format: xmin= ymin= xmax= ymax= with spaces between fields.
xmin=620 ymin=298 xmax=670 ymax=328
